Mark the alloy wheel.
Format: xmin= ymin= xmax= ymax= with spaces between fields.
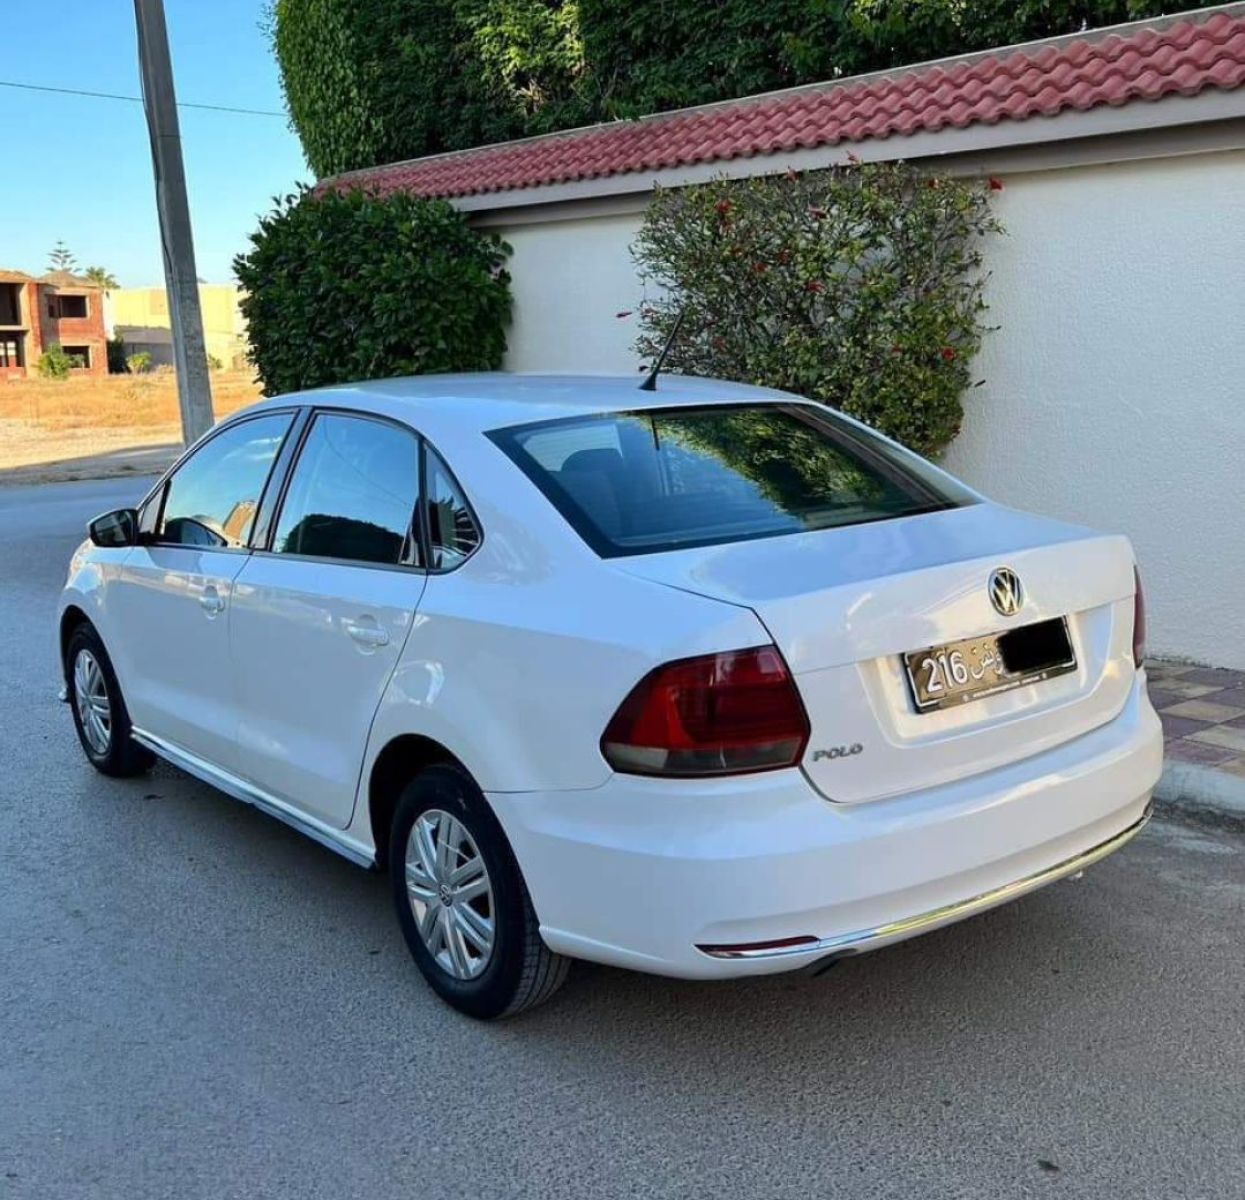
xmin=74 ymin=648 xmax=112 ymax=756
xmin=404 ymin=808 xmax=496 ymax=980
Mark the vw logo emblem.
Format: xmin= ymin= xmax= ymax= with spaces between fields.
xmin=989 ymin=567 xmax=1024 ymax=617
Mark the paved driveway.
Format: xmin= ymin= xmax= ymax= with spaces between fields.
xmin=2 ymin=477 xmax=1243 ymax=1200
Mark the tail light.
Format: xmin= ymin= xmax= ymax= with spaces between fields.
xmin=601 ymin=645 xmax=810 ymax=777
xmin=1132 ymin=565 xmax=1146 ymax=669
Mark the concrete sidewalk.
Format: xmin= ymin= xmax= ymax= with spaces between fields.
xmin=1150 ymin=660 xmax=1245 ymax=826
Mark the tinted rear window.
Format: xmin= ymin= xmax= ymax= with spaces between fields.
xmin=489 ymin=403 xmax=975 ymax=558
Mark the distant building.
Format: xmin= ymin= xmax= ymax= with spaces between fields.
xmin=0 ymin=269 xmax=108 ymax=378
xmin=107 ymin=285 xmax=249 ymax=370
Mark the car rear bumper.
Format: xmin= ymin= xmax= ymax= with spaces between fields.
xmin=487 ymin=679 xmax=1163 ymax=980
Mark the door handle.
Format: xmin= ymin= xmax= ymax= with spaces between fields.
xmin=344 ymin=620 xmax=389 ymax=649
xmin=199 ymin=587 xmax=226 ymax=616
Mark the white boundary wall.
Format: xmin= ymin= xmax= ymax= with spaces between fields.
xmin=491 ymin=148 xmax=1245 ymax=667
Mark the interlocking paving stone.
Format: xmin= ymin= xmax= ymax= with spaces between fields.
xmin=1163 ymin=737 xmax=1238 ymax=766
xmin=1153 ymin=680 xmax=1225 ymax=700
xmin=1160 ymin=698 xmax=1245 ymax=723
xmin=1146 ymin=688 xmax=1183 ymax=710
xmin=1189 ymin=725 xmax=1245 ymax=754
xmin=1174 ymin=667 xmax=1245 ymax=687
xmin=1160 ymin=714 xmax=1213 ymax=740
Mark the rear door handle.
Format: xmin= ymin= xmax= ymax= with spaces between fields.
xmin=344 ymin=620 xmax=389 ymax=649
xmin=199 ymin=586 xmax=226 ymax=616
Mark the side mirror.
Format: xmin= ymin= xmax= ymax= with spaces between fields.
xmin=88 ymin=507 xmax=139 ymax=548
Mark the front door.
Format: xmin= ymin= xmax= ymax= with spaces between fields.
xmin=228 ymin=411 xmax=425 ymax=827
xmin=109 ymin=412 xmax=294 ymax=770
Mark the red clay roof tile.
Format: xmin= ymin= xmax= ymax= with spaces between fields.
xmin=323 ymin=11 xmax=1245 ymax=203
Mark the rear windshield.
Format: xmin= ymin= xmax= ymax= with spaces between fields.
xmin=488 ymin=403 xmax=976 ymax=558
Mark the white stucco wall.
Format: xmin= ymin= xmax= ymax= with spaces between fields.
xmin=943 ymin=151 xmax=1245 ymax=668
xmin=496 ymin=149 xmax=1245 ymax=667
xmin=500 ymin=211 xmax=646 ymax=374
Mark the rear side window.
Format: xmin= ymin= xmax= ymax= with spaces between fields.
xmin=158 ymin=413 xmax=292 ymax=549
xmin=489 ymin=403 xmax=975 ymax=558
xmin=273 ymin=413 xmax=420 ymax=567
xmin=423 ymin=446 xmax=481 ymax=571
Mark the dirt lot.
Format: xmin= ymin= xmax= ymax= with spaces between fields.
xmin=0 ymin=370 xmax=260 ymax=484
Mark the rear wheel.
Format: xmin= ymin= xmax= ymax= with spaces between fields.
xmin=389 ymin=764 xmax=569 ymax=1019
xmin=65 ymin=623 xmax=153 ymax=777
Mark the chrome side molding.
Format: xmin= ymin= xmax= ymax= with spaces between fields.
xmin=698 ymin=804 xmax=1153 ymax=961
xmin=131 ymin=728 xmax=376 ymax=868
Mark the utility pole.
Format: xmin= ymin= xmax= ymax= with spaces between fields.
xmin=134 ymin=0 xmax=214 ymax=445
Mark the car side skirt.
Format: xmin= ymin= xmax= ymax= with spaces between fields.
xmin=131 ymin=728 xmax=376 ymax=869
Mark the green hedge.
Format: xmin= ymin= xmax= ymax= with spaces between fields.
xmin=272 ymin=0 xmax=584 ymax=177
xmin=632 ymin=164 xmax=1001 ymax=457
xmin=274 ymin=1 xmax=1222 ymax=176
xmin=233 ymin=187 xmax=511 ymax=396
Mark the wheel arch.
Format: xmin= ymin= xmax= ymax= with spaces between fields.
xmin=59 ymin=604 xmax=93 ymax=673
xmin=367 ymin=734 xmax=469 ymax=869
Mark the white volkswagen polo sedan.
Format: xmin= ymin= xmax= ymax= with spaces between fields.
xmin=58 ymin=374 xmax=1162 ymax=1017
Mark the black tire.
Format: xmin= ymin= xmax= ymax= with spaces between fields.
xmin=389 ymin=764 xmax=569 ymax=1019
xmin=65 ymin=622 xmax=153 ymax=778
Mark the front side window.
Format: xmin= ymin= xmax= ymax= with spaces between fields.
xmin=424 ymin=447 xmax=481 ymax=571
xmin=274 ymin=413 xmax=420 ymax=567
xmin=158 ymin=413 xmax=292 ymax=548
xmin=489 ymin=403 xmax=976 ymax=558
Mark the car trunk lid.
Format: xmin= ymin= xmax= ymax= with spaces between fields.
xmin=614 ymin=503 xmax=1138 ymax=803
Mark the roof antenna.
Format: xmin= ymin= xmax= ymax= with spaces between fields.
xmin=638 ymin=307 xmax=687 ymax=392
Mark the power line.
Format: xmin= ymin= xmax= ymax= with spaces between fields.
xmin=0 ymin=78 xmax=283 ymax=117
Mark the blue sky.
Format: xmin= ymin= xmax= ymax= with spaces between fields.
xmin=1 ymin=0 xmax=309 ymax=286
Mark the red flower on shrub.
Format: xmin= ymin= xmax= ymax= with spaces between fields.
xmin=804 ymin=280 xmax=825 ymax=294
xmin=776 ymin=249 xmax=791 ymax=265
xmin=988 ymin=177 xmax=1004 ymax=191
xmin=926 ymin=179 xmax=940 ymax=190
xmin=752 ymin=261 xmax=768 ymax=274
xmin=940 ymin=346 xmax=957 ymax=362
xmin=809 ymin=206 xmax=827 ymax=220
xmin=715 ymin=199 xmax=733 ymax=217
xmin=712 ymin=336 xmax=726 ymax=351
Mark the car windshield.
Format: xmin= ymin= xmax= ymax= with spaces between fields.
xmin=489 ymin=402 xmax=976 ymax=558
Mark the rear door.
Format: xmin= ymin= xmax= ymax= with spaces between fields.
xmin=228 ymin=410 xmax=426 ymax=827
xmin=109 ymin=411 xmax=295 ymax=769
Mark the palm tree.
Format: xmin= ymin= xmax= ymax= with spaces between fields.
xmin=84 ymin=266 xmax=119 ymax=290
xmin=47 ymin=241 xmax=77 ymax=273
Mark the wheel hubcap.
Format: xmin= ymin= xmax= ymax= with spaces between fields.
xmin=73 ymin=649 xmax=112 ymax=756
xmin=404 ymin=809 xmax=495 ymax=980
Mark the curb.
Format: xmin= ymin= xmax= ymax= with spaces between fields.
xmin=1155 ymin=761 xmax=1245 ymax=831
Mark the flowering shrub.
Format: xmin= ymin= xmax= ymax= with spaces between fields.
xmin=632 ymin=163 xmax=1001 ymax=456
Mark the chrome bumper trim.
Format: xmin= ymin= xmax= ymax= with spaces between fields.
xmin=698 ymin=804 xmax=1153 ymax=961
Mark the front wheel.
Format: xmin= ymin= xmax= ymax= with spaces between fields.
xmin=65 ymin=623 xmax=153 ymax=777
xmin=389 ymin=764 xmax=569 ymax=1019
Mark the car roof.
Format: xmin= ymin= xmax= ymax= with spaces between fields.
xmin=240 ymin=373 xmax=806 ymax=435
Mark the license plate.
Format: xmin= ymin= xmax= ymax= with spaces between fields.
xmin=903 ymin=619 xmax=1076 ymax=713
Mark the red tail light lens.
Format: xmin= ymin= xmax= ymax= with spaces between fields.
xmin=601 ymin=646 xmax=810 ymax=777
xmin=1132 ymin=565 xmax=1146 ymax=669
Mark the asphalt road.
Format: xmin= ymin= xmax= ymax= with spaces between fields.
xmin=2 ymin=477 xmax=1243 ymax=1200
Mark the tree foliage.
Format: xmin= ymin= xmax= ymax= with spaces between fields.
xmin=272 ymin=0 xmax=1223 ymax=175
xmin=631 ymin=164 xmax=1001 ymax=456
xmin=47 ymin=242 xmax=77 ymax=273
xmin=233 ymin=186 xmax=511 ymax=396
xmin=84 ymin=266 xmax=119 ymax=290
